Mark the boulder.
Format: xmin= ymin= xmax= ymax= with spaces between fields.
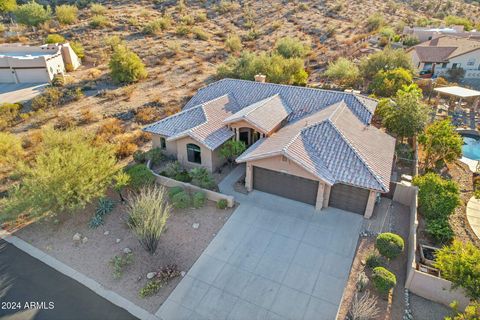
xmin=192 ymin=223 xmax=199 ymax=229
xmin=147 ymin=272 xmax=157 ymax=279
xmin=81 ymin=236 xmax=88 ymax=244
xmin=72 ymin=233 xmax=82 ymax=243
xmin=123 ymin=247 xmax=132 ymax=254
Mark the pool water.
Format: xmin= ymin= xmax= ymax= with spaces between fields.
xmin=462 ymin=136 xmax=480 ymax=160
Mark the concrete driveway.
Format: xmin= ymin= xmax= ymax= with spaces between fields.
xmin=156 ymin=185 xmax=363 ymax=320
xmin=0 ymin=83 xmax=47 ymax=103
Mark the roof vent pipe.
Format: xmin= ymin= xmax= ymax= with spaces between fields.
xmin=254 ymin=74 xmax=266 ymax=83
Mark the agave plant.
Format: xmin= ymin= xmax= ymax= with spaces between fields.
xmin=88 ymin=214 xmax=104 ymax=229
xmin=95 ymin=198 xmax=116 ymax=217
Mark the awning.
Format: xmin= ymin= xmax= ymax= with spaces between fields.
xmin=434 ymin=86 xmax=480 ymax=98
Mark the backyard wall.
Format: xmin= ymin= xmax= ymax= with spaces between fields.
xmin=396 ymin=182 xmax=470 ymax=310
xmin=147 ymin=160 xmax=235 ymax=208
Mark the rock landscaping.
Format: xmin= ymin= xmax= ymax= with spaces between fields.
xmin=13 ymin=190 xmax=234 ymax=312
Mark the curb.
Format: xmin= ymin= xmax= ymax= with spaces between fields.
xmin=0 ymin=229 xmax=161 ymax=320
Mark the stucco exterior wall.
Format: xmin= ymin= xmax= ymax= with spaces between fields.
xmin=247 ymin=156 xmax=320 ymax=182
xmin=176 ymin=136 xmax=225 ymax=172
xmin=396 ymin=182 xmax=470 ymax=311
xmin=152 ymin=134 xmax=177 ymax=157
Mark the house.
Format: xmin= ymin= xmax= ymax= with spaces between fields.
xmin=144 ymin=78 xmax=396 ymax=217
xmin=407 ymin=36 xmax=480 ymax=79
xmin=0 ymin=43 xmax=81 ymax=84
xmin=403 ymin=25 xmax=480 ymax=43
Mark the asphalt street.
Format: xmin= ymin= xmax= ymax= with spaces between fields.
xmin=0 ymin=239 xmax=138 ymax=320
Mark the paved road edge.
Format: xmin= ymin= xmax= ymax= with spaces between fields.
xmin=0 ymin=229 xmax=161 ymax=320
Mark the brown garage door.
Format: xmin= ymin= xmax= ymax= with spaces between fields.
xmin=329 ymin=183 xmax=370 ymax=214
xmin=253 ymin=166 xmax=318 ymax=205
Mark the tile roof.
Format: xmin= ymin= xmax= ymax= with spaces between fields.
xmin=184 ymin=79 xmax=375 ymax=124
xmin=237 ymin=102 xmax=395 ymax=192
xmin=223 ymin=94 xmax=291 ymax=133
xmin=144 ymin=79 xmax=395 ymax=192
xmin=410 ymin=35 xmax=480 ymax=62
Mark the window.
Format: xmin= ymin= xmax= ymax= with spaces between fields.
xmin=441 ymin=63 xmax=448 ymax=68
xmin=160 ymin=137 xmax=166 ymax=149
xmin=187 ymin=143 xmax=201 ymax=164
xmin=467 ymin=59 xmax=476 ymax=66
xmin=452 ymin=63 xmax=460 ymax=69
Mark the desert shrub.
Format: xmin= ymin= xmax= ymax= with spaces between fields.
xmin=145 ymin=147 xmax=164 ymax=166
xmin=245 ymin=28 xmax=261 ymax=41
xmin=14 ymin=1 xmax=51 ymax=27
xmin=139 ymin=279 xmax=162 ymax=298
xmin=324 ymin=57 xmax=360 ymax=87
xmin=444 ymin=15 xmax=473 ymax=31
xmin=90 ymin=3 xmax=106 ymax=14
xmin=356 ymin=271 xmax=369 ymax=292
xmin=56 ymin=4 xmax=78 ymax=24
xmin=349 ymin=291 xmax=379 ymax=320
xmin=128 ymin=185 xmax=171 ymax=254
xmin=165 ymin=161 xmax=182 ymax=177
xmin=133 ymin=150 xmax=147 ymax=163
xmin=125 ymin=164 xmax=155 ymax=190
xmin=446 ymin=301 xmax=480 ymax=320
xmin=168 ymin=186 xmax=184 ymax=199
xmin=96 ymin=118 xmax=124 ymax=142
xmin=446 ymin=67 xmax=466 ymax=83
xmin=70 ymin=41 xmax=84 ymax=59
xmin=220 ymin=140 xmax=246 ymax=166
xmin=143 ymin=17 xmax=171 ymax=35
xmin=176 ymin=25 xmax=190 ymax=36
xmin=372 ymin=267 xmax=396 ymax=296
xmin=403 ymin=35 xmax=420 ymax=47
xmin=51 ymin=74 xmax=65 ymax=87
xmin=115 ymin=140 xmax=137 ymax=159
xmin=0 ymin=0 xmax=16 ymax=13
xmin=109 ymin=45 xmax=148 ymax=84
xmin=412 ymin=173 xmax=460 ymax=220
xmin=0 ymin=103 xmax=21 ymax=130
xmin=216 ymin=199 xmax=228 ymax=209
xmin=196 ymin=12 xmax=207 ymax=22
xmin=275 ymin=37 xmax=310 ymax=58
xmin=193 ymin=192 xmax=206 ymax=208
xmin=135 ymin=106 xmax=160 ymax=124
xmin=55 ymin=114 xmax=76 ymax=130
xmin=435 ymin=241 xmax=480 ymax=300
xmin=110 ymin=253 xmax=133 ymax=279
xmin=181 ymin=14 xmax=194 ymax=25
xmin=425 ymin=218 xmax=454 ymax=244
xmin=192 ymin=27 xmax=209 ymax=40
xmin=95 ymin=197 xmax=115 ymax=216
xmin=90 ymin=14 xmax=109 ymax=28
xmin=375 ymin=233 xmax=404 ymax=260
xmin=366 ymin=251 xmax=384 ymax=269
xmin=218 ymin=51 xmax=307 ymax=85
xmin=31 ymin=87 xmax=62 ymax=110
xmin=189 ymin=167 xmax=216 ymax=190
xmin=225 ymin=34 xmax=242 ymax=52
xmin=215 ymin=0 xmax=240 ymax=14
xmin=366 ymin=13 xmax=384 ymax=31
xmin=175 ymin=170 xmax=192 ymax=183
xmin=46 ymin=33 xmax=65 ymax=44
xmin=172 ymin=191 xmax=191 ymax=209
xmin=0 ymin=132 xmax=24 ymax=172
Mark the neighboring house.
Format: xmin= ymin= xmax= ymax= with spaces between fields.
xmin=0 ymin=43 xmax=81 ymax=84
xmin=403 ymin=25 xmax=480 ymax=43
xmin=144 ymin=78 xmax=396 ymax=217
xmin=407 ymin=36 xmax=480 ymax=79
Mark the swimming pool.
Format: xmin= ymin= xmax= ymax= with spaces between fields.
xmin=462 ymin=135 xmax=480 ymax=160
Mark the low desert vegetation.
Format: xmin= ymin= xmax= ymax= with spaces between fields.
xmin=14 ymin=1 xmax=51 ymax=27
xmin=55 ymin=4 xmax=78 ymax=25
xmin=109 ymin=45 xmax=148 ymax=84
xmin=375 ymin=233 xmax=404 ymax=260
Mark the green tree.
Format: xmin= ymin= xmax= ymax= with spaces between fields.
xmin=444 ymin=15 xmax=473 ymax=31
xmin=412 ymin=172 xmax=460 ymax=220
xmin=0 ymin=0 xmax=16 ymax=13
xmin=0 ymin=132 xmax=23 ymax=173
xmin=324 ymin=57 xmax=360 ymax=87
xmin=369 ymin=67 xmax=413 ymax=97
xmin=360 ymin=47 xmax=413 ymax=80
xmin=55 ymin=4 xmax=77 ymax=25
xmin=446 ymin=301 xmax=480 ymax=320
xmin=109 ymin=45 xmax=148 ymax=84
xmin=419 ymin=119 xmax=462 ymax=169
xmin=434 ymin=241 xmax=480 ymax=300
xmin=14 ymin=1 xmax=51 ymax=27
xmin=275 ymin=37 xmax=310 ymax=59
xmin=217 ymin=51 xmax=308 ymax=85
xmin=1 ymin=127 xmax=119 ymax=221
xmin=113 ymin=170 xmax=130 ymax=202
xmin=220 ymin=140 xmax=246 ymax=166
xmin=380 ymin=84 xmax=428 ymax=140
xmin=127 ymin=185 xmax=170 ymax=254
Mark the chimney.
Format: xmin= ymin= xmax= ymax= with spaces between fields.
xmin=254 ymin=74 xmax=266 ymax=83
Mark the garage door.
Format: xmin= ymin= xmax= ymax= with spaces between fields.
xmin=0 ymin=69 xmax=16 ymax=83
xmin=253 ymin=166 xmax=318 ymax=205
xmin=15 ymin=68 xmax=50 ymax=83
xmin=329 ymin=183 xmax=370 ymax=214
